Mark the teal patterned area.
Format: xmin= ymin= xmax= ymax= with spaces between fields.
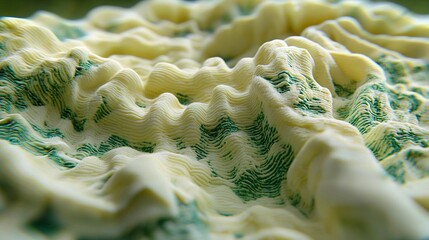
xmin=53 ymin=23 xmax=86 ymax=41
xmin=237 ymin=4 xmax=255 ymax=16
xmin=386 ymin=88 xmax=421 ymax=114
xmin=334 ymin=82 xmax=355 ymax=98
xmin=0 ymin=117 xmax=76 ymax=168
xmin=118 ymin=201 xmax=209 ymax=240
xmin=263 ymin=71 xmax=299 ymax=94
xmin=93 ymin=96 xmax=113 ymax=123
xmin=190 ymin=111 xmax=295 ymax=202
xmin=234 ymin=112 xmax=294 ymax=201
xmin=60 ymin=107 xmax=86 ymax=132
xmin=31 ymin=123 xmax=64 ymax=139
xmin=27 ymin=200 xmax=209 ymax=240
xmin=294 ymin=97 xmax=327 ymax=115
xmin=232 ymin=145 xmax=293 ymax=201
xmin=175 ymin=137 xmax=187 ymax=150
xmin=375 ymin=55 xmax=407 ymax=84
xmin=264 ymin=71 xmax=327 ymax=116
xmin=0 ymin=64 xmax=72 ymax=111
xmin=368 ymin=127 xmax=429 ymax=161
xmin=75 ymin=135 xmax=155 ymax=159
xmin=175 ymin=93 xmax=191 ymax=105
xmin=385 ymin=161 xmax=406 ymax=184
xmin=0 ymin=56 xmax=155 ymax=169
xmin=384 ymin=148 xmax=429 ymax=184
xmin=341 ymin=81 xmax=390 ymax=135
xmin=74 ymin=60 xmax=94 ymax=78
xmin=340 ymin=75 xmax=425 ymax=135
xmin=0 ymin=58 xmax=95 ymax=132
xmin=192 ymin=115 xmax=240 ymax=161
xmin=28 ymin=206 xmax=61 ymax=237
xmin=334 ymin=58 xmax=429 ymax=183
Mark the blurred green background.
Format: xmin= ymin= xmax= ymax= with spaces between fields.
xmin=371 ymin=0 xmax=429 ymax=14
xmin=0 ymin=0 xmax=428 ymax=19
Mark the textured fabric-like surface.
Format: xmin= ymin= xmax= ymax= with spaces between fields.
xmin=0 ymin=0 xmax=429 ymax=239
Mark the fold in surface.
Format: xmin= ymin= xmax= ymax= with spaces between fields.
xmin=0 ymin=0 xmax=429 ymax=239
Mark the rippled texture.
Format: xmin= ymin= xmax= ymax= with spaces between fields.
xmin=1 ymin=0 xmax=429 ymax=239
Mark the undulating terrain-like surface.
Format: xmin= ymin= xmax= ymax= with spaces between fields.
xmin=1 ymin=0 xmax=429 ymax=239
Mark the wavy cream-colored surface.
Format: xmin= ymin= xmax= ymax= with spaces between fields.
xmin=1 ymin=0 xmax=429 ymax=239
